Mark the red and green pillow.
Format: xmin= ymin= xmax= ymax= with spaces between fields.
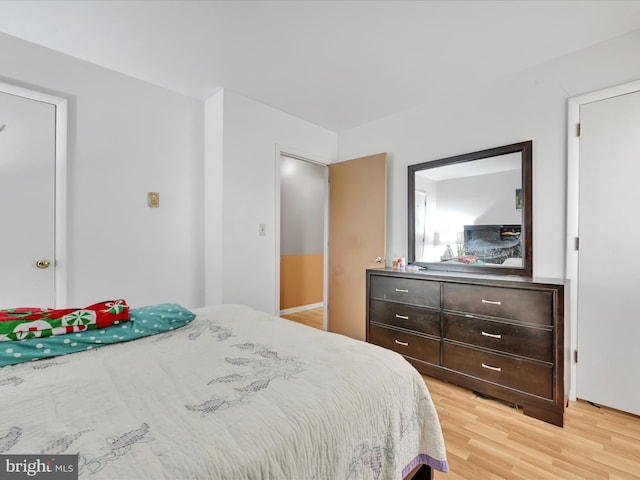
xmin=1 ymin=303 xmax=195 ymax=366
xmin=0 ymin=300 xmax=129 ymax=341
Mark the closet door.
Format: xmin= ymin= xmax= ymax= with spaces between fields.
xmin=577 ymin=90 xmax=640 ymax=415
xmin=0 ymin=91 xmax=56 ymax=307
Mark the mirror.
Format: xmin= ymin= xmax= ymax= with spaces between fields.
xmin=408 ymin=140 xmax=532 ymax=276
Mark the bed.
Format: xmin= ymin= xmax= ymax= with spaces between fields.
xmin=463 ymin=224 xmax=522 ymax=265
xmin=0 ymin=303 xmax=448 ymax=479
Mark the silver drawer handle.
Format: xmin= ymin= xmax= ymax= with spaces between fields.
xmin=481 ymin=331 xmax=502 ymax=339
xmin=395 ymin=288 xmax=409 ymax=293
xmin=481 ymin=299 xmax=502 ymax=306
xmin=465 ymin=314 xmax=475 ymax=318
xmin=394 ymin=340 xmax=409 ymax=347
xmin=395 ymin=314 xmax=409 ymax=320
xmin=481 ymin=363 xmax=502 ymax=372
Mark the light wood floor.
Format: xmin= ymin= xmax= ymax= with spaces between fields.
xmin=281 ymin=309 xmax=640 ymax=479
xmin=281 ymin=307 xmax=324 ymax=330
xmin=425 ymin=375 xmax=640 ymax=480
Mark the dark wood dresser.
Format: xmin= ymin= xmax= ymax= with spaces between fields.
xmin=366 ymin=268 xmax=567 ymax=426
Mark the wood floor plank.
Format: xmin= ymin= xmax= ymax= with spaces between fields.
xmin=281 ymin=307 xmax=323 ymax=330
xmin=426 ymin=376 xmax=640 ymax=480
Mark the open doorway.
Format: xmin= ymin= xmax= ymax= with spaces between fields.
xmin=277 ymin=153 xmax=328 ymax=330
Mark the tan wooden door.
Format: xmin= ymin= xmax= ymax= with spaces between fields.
xmin=328 ymin=153 xmax=387 ymax=340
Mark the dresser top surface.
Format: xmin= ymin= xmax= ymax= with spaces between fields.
xmin=367 ymin=268 xmax=567 ymax=288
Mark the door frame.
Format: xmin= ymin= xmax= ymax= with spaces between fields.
xmin=565 ymin=78 xmax=640 ymax=401
xmin=0 ymin=81 xmax=68 ymax=307
xmin=275 ymin=145 xmax=330 ymax=330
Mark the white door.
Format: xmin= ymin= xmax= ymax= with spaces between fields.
xmin=577 ymin=90 xmax=640 ymax=415
xmin=0 ymin=91 xmax=56 ymax=308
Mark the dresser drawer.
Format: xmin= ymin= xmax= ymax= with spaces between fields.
xmin=443 ymin=313 xmax=552 ymax=362
xmin=370 ymin=300 xmax=440 ymax=336
xmin=443 ymin=283 xmax=553 ymax=325
xmin=370 ymin=275 xmax=440 ymax=307
xmin=369 ymin=324 xmax=440 ymax=365
xmin=443 ymin=342 xmax=553 ymax=399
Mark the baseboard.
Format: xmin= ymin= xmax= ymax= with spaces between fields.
xmin=280 ymin=302 xmax=324 ymax=316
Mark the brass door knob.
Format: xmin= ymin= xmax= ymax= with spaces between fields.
xmin=35 ymin=258 xmax=51 ymax=269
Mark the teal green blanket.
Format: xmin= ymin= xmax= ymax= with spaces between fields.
xmin=0 ymin=303 xmax=195 ymax=367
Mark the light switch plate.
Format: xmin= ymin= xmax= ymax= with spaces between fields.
xmin=148 ymin=192 xmax=160 ymax=208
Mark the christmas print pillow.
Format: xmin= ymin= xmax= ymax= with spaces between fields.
xmin=0 ymin=300 xmax=129 ymax=341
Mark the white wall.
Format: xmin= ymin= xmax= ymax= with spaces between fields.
xmin=338 ymin=29 xmax=640 ymax=400
xmin=280 ymin=156 xmax=326 ymax=256
xmin=0 ymin=32 xmax=336 ymax=314
xmin=204 ymin=91 xmax=224 ymax=306
xmin=0 ymin=33 xmax=204 ymax=308
xmin=211 ymin=91 xmax=337 ymax=314
xmin=437 ymin=169 xmax=522 ymax=226
xmin=338 ymin=29 xmax=640 ymax=279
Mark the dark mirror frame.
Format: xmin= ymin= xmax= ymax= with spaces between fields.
xmin=408 ymin=140 xmax=533 ymax=277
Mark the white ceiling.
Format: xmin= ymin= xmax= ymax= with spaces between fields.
xmin=1 ymin=0 xmax=640 ymax=132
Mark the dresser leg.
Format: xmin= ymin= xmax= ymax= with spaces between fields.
xmin=522 ymin=403 xmax=564 ymax=427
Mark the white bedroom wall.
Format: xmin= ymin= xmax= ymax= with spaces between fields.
xmin=0 ymin=33 xmax=204 ymax=308
xmin=338 ymin=29 xmax=640 ymax=279
xmin=213 ymin=91 xmax=337 ymax=315
xmin=204 ymin=90 xmax=224 ymax=306
xmin=437 ymin=169 xmax=522 ymax=227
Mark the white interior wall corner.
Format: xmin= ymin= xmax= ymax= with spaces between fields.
xmin=204 ymin=90 xmax=225 ymax=306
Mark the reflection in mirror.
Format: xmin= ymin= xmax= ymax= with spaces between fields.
xmin=408 ymin=141 xmax=532 ymax=276
xmin=414 ymin=152 xmax=521 ymax=263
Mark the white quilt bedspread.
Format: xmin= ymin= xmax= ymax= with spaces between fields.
xmin=0 ymin=304 xmax=448 ymax=479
